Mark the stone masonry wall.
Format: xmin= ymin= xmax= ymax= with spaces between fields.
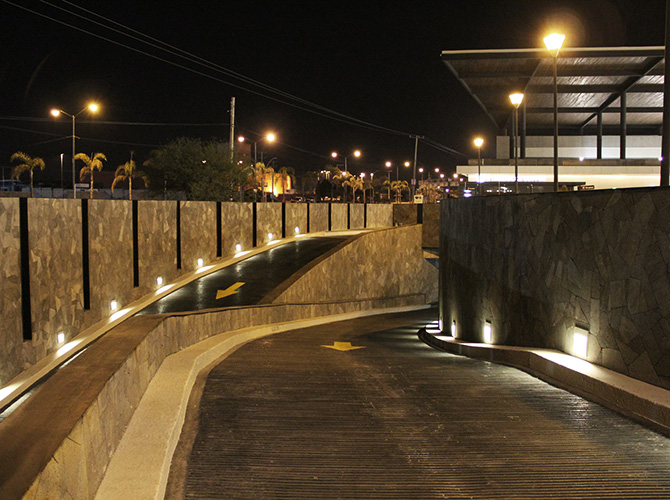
xmin=331 ymin=204 xmax=348 ymax=230
xmin=0 ymin=200 xmax=396 ymax=387
xmin=350 ymin=204 xmax=364 ymax=229
xmin=440 ymin=187 xmax=670 ymax=390
xmin=180 ymin=201 xmax=217 ymax=272
xmin=0 ymin=199 xmax=23 ymax=382
xmin=367 ymin=204 xmax=394 ymax=228
xmin=28 ymin=199 xmax=84 ymax=362
xmin=86 ymin=200 xmax=134 ymax=332
xmin=274 ymin=225 xmax=437 ymax=304
xmin=309 ymin=203 xmax=328 ymax=232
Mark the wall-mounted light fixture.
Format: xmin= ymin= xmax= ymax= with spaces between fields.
xmin=294 ymin=226 xmax=300 ymax=235
xmin=197 ymin=258 xmax=204 ymax=268
xmin=483 ymin=321 xmax=492 ymax=343
xmin=235 ymin=243 xmax=242 ymax=253
xmin=110 ymin=300 xmax=118 ymax=311
xmin=451 ymin=320 xmax=457 ymax=338
xmin=156 ymin=276 xmax=163 ymax=286
xmin=573 ymin=326 xmax=589 ymax=359
xmin=57 ymin=332 xmax=65 ymax=344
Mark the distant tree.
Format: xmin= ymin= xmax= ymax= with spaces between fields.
xmin=300 ymin=170 xmax=319 ymax=197
xmin=344 ymin=176 xmax=364 ymax=203
xmin=112 ymin=151 xmax=148 ymax=200
xmin=391 ymin=180 xmax=409 ymax=203
xmin=76 ymin=152 xmax=106 ymax=199
xmin=144 ymin=137 xmax=248 ymax=200
xmin=10 ymin=151 xmax=45 ymax=198
xmin=362 ymin=179 xmax=373 ymax=203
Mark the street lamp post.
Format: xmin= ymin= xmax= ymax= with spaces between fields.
xmin=51 ymin=103 xmax=98 ymax=199
xmin=238 ymin=132 xmax=276 ymax=165
xmin=60 ymin=153 xmax=64 ymax=196
xmin=332 ymin=150 xmax=360 ymax=202
xmin=474 ymin=137 xmax=484 ymax=195
xmin=544 ymin=33 xmax=565 ymax=192
xmin=509 ymin=93 xmax=524 ymax=193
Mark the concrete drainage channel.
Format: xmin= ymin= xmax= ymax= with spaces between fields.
xmin=418 ymin=327 xmax=670 ymax=435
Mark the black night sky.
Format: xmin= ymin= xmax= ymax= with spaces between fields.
xmin=0 ymin=0 xmax=667 ymax=185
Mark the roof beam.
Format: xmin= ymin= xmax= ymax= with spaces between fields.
xmin=578 ymin=56 xmax=665 ymax=129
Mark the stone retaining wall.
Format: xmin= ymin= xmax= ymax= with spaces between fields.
xmin=440 ymin=187 xmax=670 ymax=390
xmin=0 ymin=201 xmax=395 ymax=387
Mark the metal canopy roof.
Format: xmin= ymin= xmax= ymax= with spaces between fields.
xmin=441 ymin=46 xmax=665 ymax=135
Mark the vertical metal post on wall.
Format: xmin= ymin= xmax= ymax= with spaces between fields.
xmin=662 ymin=0 xmax=670 ymax=185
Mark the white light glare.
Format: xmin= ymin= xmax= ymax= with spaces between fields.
xmin=57 ymin=332 xmax=65 ymax=344
xmin=157 ymin=284 xmax=175 ymax=294
xmin=451 ymin=321 xmax=457 ymax=338
xmin=156 ymin=276 xmax=163 ymax=286
xmin=110 ymin=299 xmax=118 ymax=311
xmin=294 ymin=227 xmax=300 ymax=234
xmin=267 ymin=233 xmax=273 ymax=241
xmin=235 ymin=250 xmax=251 ymax=258
xmin=235 ymin=244 xmax=242 ymax=252
xmin=197 ymin=258 xmax=204 ymax=267
xmin=483 ymin=321 xmax=492 ymax=343
xmin=438 ymin=319 xmax=443 ymax=331
xmin=573 ymin=327 xmax=589 ymax=359
xmin=110 ymin=308 xmax=131 ymax=322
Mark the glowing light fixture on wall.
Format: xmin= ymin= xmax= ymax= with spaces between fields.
xmin=451 ymin=321 xmax=457 ymax=338
xmin=573 ymin=327 xmax=589 ymax=359
xmin=156 ymin=276 xmax=164 ymax=286
xmin=197 ymin=258 xmax=204 ymax=268
xmin=57 ymin=332 xmax=65 ymax=344
xmin=110 ymin=300 xmax=118 ymax=311
xmin=294 ymin=226 xmax=300 ymax=235
xmin=235 ymin=244 xmax=242 ymax=253
xmin=267 ymin=233 xmax=273 ymax=241
xmin=483 ymin=321 xmax=492 ymax=343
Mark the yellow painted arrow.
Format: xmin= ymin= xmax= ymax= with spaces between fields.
xmin=321 ymin=342 xmax=366 ymax=352
xmin=216 ymin=282 xmax=245 ymax=300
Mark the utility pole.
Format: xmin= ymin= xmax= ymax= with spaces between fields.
xmin=229 ymin=97 xmax=236 ymax=163
xmin=410 ymin=135 xmax=422 ymax=198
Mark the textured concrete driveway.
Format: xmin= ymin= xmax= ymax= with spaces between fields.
xmin=168 ymin=308 xmax=670 ymax=499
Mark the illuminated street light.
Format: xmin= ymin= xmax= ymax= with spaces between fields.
xmin=474 ymin=137 xmax=484 ymax=196
xmin=238 ymin=133 xmax=276 ymax=164
xmin=331 ymin=150 xmax=361 ymax=202
xmin=50 ymin=103 xmax=99 ymax=199
xmin=544 ymin=33 xmax=565 ymax=192
xmin=509 ymin=93 xmax=524 ymax=193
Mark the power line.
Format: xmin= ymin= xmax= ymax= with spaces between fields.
xmin=2 ymin=0 xmax=467 ymax=158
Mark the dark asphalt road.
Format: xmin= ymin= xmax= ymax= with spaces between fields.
xmin=139 ymin=236 xmax=347 ymax=315
xmin=168 ymin=308 xmax=670 ymax=500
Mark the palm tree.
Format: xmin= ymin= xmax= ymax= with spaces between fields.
xmin=277 ymin=166 xmax=295 ymax=201
xmin=362 ymin=179 xmax=373 ymax=203
xmin=112 ymin=152 xmax=148 ymax=200
xmin=76 ymin=152 xmax=107 ymax=199
xmin=344 ymin=176 xmax=364 ymax=203
xmin=10 ymin=152 xmax=45 ymax=198
xmin=382 ymin=178 xmax=392 ymax=202
xmin=391 ymin=180 xmax=409 ymax=203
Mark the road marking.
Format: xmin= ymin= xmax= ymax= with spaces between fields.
xmin=216 ymin=282 xmax=245 ymax=299
xmin=321 ymin=342 xmax=366 ymax=351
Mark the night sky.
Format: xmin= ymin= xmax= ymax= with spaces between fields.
xmin=0 ymin=0 xmax=667 ymax=185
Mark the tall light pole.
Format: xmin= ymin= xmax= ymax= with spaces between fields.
xmin=238 ymin=132 xmax=276 ymax=165
xmin=544 ymin=33 xmax=565 ymax=192
xmin=51 ymin=103 xmax=99 ymax=199
xmin=509 ymin=93 xmax=524 ymax=193
xmin=332 ymin=150 xmax=360 ymax=202
xmin=474 ymin=137 xmax=484 ymax=196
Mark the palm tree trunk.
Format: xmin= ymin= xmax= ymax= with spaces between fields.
xmin=90 ymin=170 xmax=94 ymax=199
xmin=129 ymin=176 xmax=133 ymax=200
xmin=30 ymin=169 xmax=34 ymax=198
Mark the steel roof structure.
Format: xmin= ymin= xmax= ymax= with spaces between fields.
xmin=441 ymin=46 xmax=665 ymax=136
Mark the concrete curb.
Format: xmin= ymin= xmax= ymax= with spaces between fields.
xmin=95 ymin=305 xmax=429 ymax=500
xmin=419 ymin=329 xmax=670 ymax=435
